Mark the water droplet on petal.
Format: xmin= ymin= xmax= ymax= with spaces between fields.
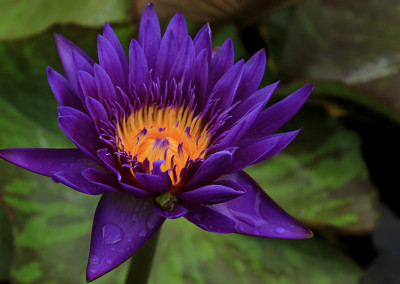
xmin=106 ymin=259 xmax=113 ymax=265
xmin=127 ymin=238 xmax=133 ymax=243
xmin=102 ymin=223 xmax=123 ymax=245
xmin=89 ymin=256 xmax=99 ymax=264
xmin=253 ymin=229 xmax=260 ymax=236
xmin=89 ymin=269 xmax=97 ymax=274
xmin=131 ymin=215 xmax=138 ymax=222
xmin=275 ymin=227 xmax=285 ymax=234
xmin=139 ymin=230 xmax=148 ymax=237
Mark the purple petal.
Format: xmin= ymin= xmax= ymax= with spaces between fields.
xmin=97 ymin=148 xmax=118 ymax=175
xmin=165 ymin=12 xmax=188 ymax=48
xmin=193 ymin=23 xmax=212 ymax=60
xmin=57 ymin=107 xmax=103 ymax=163
xmin=98 ymin=35 xmax=127 ymax=92
xmin=251 ymin=129 xmax=301 ymax=164
xmin=0 ymin=148 xmax=96 ymax=177
xmin=117 ymin=174 xmax=152 ymax=198
xmin=129 ymin=39 xmax=150 ymax=100
xmin=103 ymin=22 xmax=129 ymax=85
xmin=193 ymin=49 xmax=209 ymax=109
xmin=82 ymin=168 xmax=120 ymax=193
xmin=226 ymin=135 xmax=281 ymax=173
xmin=54 ymin=33 xmax=95 ymax=92
xmin=179 ymin=184 xmax=245 ymax=204
xmin=86 ymin=193 xmax=164 ymax=281
xmin=246 ymin=84 xmax=314 ymax=139
xmin=138 ymin=3 xmax=161 ymax=70
xmin=135 ymin=172 xmax=170 ymax=194
xmin=229 ymin=81 xmax=278 ymax=123
xmin=214 ymin=105 xmax=261 ymax=150
xmin=169 ymin=36 xmax=195 ymax=82
xmin=78 ymin=71 xmax=98 ymax=100
xmin=52 ymin=170 xmax=106 ymax=195
xmin=209 ymin=60 xmax=244 ymax=110
xmin=234 ymin=49 xmax=267 ymax=102
xmin=184 ymin=151 xmax=233 ymax=189
xmin=153 ymin=203 xmax=187 ymax=219
xmin=85 ymin=97 xmax=109 ymax=132
xmin=207 ymin=38 xmax=234 ymax=94
xmin=94 ymin=64 xmax=118 ymax=103
xmin=184 ymin=204 xmax=236 ymax=233
xmin=47 ymin=67 xmax=83 ymax=111
xmin=154 ymin=30 xmax=178 ymax=81
xmin=208 ymin=171 xmax=313 ymax=239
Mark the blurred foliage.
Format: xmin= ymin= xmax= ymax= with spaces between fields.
xmin=1 ymin=0 xmax=398 ymax=283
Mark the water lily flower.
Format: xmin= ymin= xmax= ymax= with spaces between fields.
xmin=0 ymin=3 xmax=313 ymax=281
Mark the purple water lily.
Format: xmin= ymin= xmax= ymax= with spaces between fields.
xmin=0 ymin=3 xmax=313 ymax=281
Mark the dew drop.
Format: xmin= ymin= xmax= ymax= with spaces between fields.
xmin=89 ymin=269 xmax=97 ymax=274
xmin=106 ymin=259 xmax=113 ymax=265
xmin=102 ymin=223 xmax=123 ymax=245
xmin=127 ymin=238 xmax=133 ymax=243
xmin=131 ymin=215 xmax=138 ymax=222
xmin=62 ymin=162 xmax=68 ymax=167
xmin=252 ymin=229 xmax=261 ymax=236
xmin=139 ymin=230 xmax=148 ymax=237
xmin=89 ymin=256 xmax=99 ymax=264
xmin=275 ymin=227 xmax=285 ymax=234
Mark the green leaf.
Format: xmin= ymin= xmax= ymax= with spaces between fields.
xmin=278 ymin=0 xmax=400 ymax=122
xmin=246 ymin=105 xmax=381 ymax=233
xmin=0 ymin=201 xmax=13 ymax=282
xmin=150 ymin=218 xmax=363 ymax=284
xmin=0 ymin=0 xmax=132 ymax=40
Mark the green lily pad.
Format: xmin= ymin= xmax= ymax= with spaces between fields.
xmin=0 ymin=0 xmax=132 ymax=40
xmin=246 ymin=105 xmax=381 ymax=233
xmin=150 ymin=218 xmax=363 ymax=284
xmin=278 ymin=0 xmax=400 ymax=122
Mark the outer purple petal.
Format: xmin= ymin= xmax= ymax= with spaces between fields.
xmin=250 ymin=129 xmax=301 ymax=164
xmin=194 ymin=49 xmax=209 ymax=108
xmin=208 ymin=171 xmax=313 ymax=239
xmin=234 ymin=49 xmax=267 ymax=102
xmin=54 ymin=33 xmax=95 ymax=92
xmin=82 ymin=168 xmax=121 ymax=193
xmin=209 ymin=60 xmax=244 ymax=110
xmin=129 ymin=39 xmax=150 ymax=100
xmin=94 ymin=64 xmax=118 ymax=103
xmin=103 ymin=22 xmax=129 ymax=86
xmin=207 ymin=38 xmax=234 ymax=93
xmin=57 ymin=107 xmax=103 ymax=163
xmin=179 ymin=184 xmax=245 ymax=204
xmin=135 ymin=172 xmax=170 ymax=193
xmin=52 ymin=171 xmax=106 ymax=195
xmin=246 ymin=84 xmax=314 ymax=139
xmin=138 ymin=3 xmax=161 ymax=70
xmin=184 ymin=204 xmax=236 ymax=234
xmin=169 ymin=36 xmax=195 ymax=82
xmin=153 ymin=203 xmax=187 ymax=219
xmin=98 ymin=35 xmax=127 ymax=92
xmin=0 ymin=148 xmax=96 ymax=177
xmin=47 ymin=67 xmax=83 ymax=111
xmin=165 ymin=12 xmax=188 ymax=48
xmin=193 ymin=23 xmax=212 ymax=60
xmin=184 ymin=151 xmax=233 ymax=189
xmin=78 ymin=71 xmax=98 ymax=100
xmin=226 ymin=135 xmax=281 ymax=173
xmin=85 ymin=97 xmax=109 ymax=132
xmin=86 ymin=193 xmax=164 ymax=281
xmin=154 ymin=30 xmax=178 ymax=81
xmin=229 ymin=81 xmax=278 ymax=124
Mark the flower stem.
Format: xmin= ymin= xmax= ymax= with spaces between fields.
xmin=125 ymin=229 xmax=161 ymax=284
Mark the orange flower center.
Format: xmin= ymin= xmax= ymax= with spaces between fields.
xmin=116 ymin=105 xmax=211 ymax=184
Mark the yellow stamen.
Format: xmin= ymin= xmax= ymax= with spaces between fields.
xmin=116 ymin=105 xmax=210 ymax=184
